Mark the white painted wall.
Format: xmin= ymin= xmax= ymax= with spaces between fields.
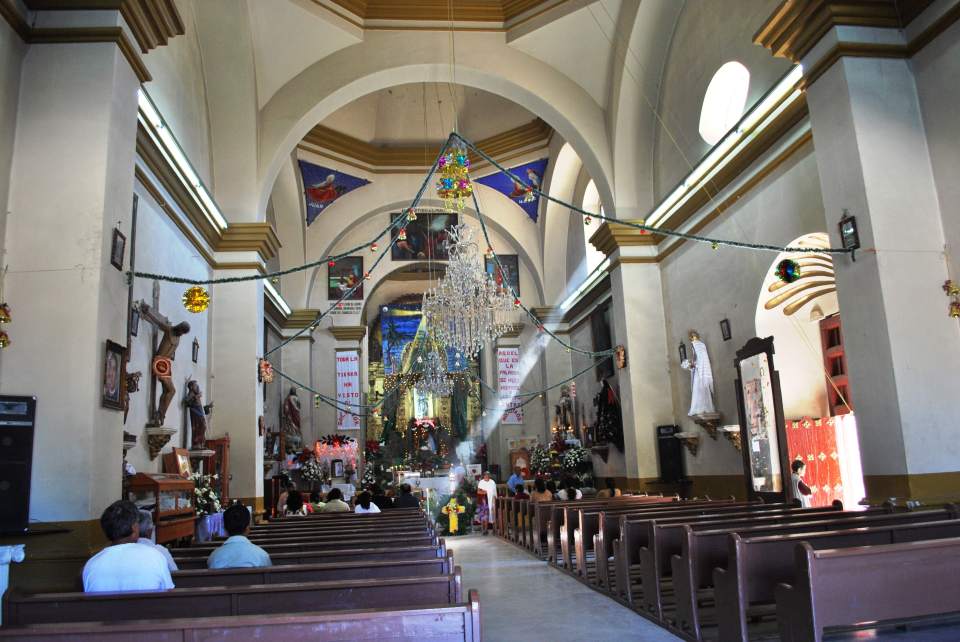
xmin=0 ymin=19 xmax=25 ymax=275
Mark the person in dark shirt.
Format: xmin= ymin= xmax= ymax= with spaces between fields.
xmin=370 ymin=485 xmax=393 ymax=510
xmin=394 ymin=483 xmax=421 ymax=509
xmin=513 ymin=485 xmax=529 ymax=500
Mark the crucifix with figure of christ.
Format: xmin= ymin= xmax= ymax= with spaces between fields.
xmin=137 ymin=285 xmax=190 ymax=427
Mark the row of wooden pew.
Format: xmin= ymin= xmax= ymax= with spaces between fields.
xmin=2 ymin=508 xmax=482 ymax=641
xmin=495 ymin=493 xmax=960 ymax=641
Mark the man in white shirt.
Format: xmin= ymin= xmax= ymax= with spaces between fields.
xmin=208 ymin=504 xmax=272 ymax=569
xmin=476 ymin=471 xmax=498 ymax=536
xmin=137 ymin=509 xmax=178 ymax=572
xmin=83 ymin=500 xmax=174 ymax=593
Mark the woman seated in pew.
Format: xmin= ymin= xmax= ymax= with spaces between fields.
xmin=284 ymin=490 xmax=308 ymax=516
xmin=529 ymin=478 xmax=553 ymax=502
xmin=371 ymin=485 xmax=393 ymax=510
xmin=83 ymin=500 xmax=174 ymax=593
xmin=556 ymin=478 xmax=582 ymax=501
xmin=305 ymin=491 xmax=325 ymax=513
xmin=208 ymin=504 xmax=272 ymax=569
xmin=354 ymin=491 xmax=381 ymax=514
xmin=321 ymin=488 xmax=351 ymax=512
xmin=595 ymin=478 xmax=622 ymax=499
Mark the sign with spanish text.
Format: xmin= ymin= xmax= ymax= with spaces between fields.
xmin=336 ymin=349 xmax=362 ymax=429
xmin=497 ymin=346 xmax=523 ymax=424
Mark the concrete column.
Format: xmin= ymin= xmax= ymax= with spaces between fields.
xmin=591 ymin=224 xmax=674 ymax=485
xmin=1 ymin=40 xmax=139 ymax=524
xmin=803 ymin=54 xmax=960 ymax=499
xmin=210 ymin=275 xmax=264 ymax=510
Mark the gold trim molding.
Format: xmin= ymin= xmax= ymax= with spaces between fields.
xmin=220 ymin=223 xmax=281 ymax=262
xmin=286 ymin=309 xmax=323 ymax=330
xmin=499 ymin=323 xmax=525 ymax=339
xmin=589 ymin=220 xmax=658 ymax=257
xmin=328 ymin=0 xmax=555 ymax=23
xmin=330 ymin=325 xmax=367 ymax=342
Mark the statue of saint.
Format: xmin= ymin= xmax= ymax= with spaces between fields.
xmin=139 ymin=303 xmax=190 ymax=426
xmin=282 ymin=387 xmax=302 ymax=453
xmin=681 ymin=330 xmax=716 ymax=416
xmin=184 ymin=380 xmax=212 ymax=450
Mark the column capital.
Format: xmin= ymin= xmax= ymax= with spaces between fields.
xmin=499 ymin=323 xmax=525 ymax=339
xmin=589 ymin=220 xmax=657 ymax=257
xmin=219 ymin=223 xmax=281 ymax=262
xmin=329 ymin=325 xmax=367 ymax=342
xmin=530 ymin=306 xmax=562 ymax=324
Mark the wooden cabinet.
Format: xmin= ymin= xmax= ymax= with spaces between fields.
xmin=128 ymin=473 xmax=195 ymax=544
xmin=203 ymin=435 xmax=230 ymax=506
xmin=819 ymin=315 xmax=852 ymax=416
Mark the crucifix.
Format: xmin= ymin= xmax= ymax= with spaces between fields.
xmin=138 ymin=284 xmax=191 ymax=428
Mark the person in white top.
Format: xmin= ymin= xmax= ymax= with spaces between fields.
xmin=556 ymin=478 xmax=583 ymax=501
xmin=136 ymin=509 xmax=178 ymax=572
xmin=354 ymin=491 xmax=381 ymax=514
xmin=83 ymin=500 xmax=174 ymax=593
xmin=476 ymin=471 xmax=498 ymax=535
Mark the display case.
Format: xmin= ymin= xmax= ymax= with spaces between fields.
xmin=128 ymin=472 xmax=195 ymax=543
xmin=204 ymin=435 xmax=230 ymax=505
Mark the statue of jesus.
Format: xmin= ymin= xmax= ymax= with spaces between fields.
xmin=139 ymin=303 xmax=190 ymax=426
xmin=282 ymin=387 xmax=302 ymax=454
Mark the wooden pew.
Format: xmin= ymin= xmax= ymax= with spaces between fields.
xmin=4 ymin=571 xmax=463 ymax=626
xmin=254 ymin=512 xmax=426 ymax=529
xmin=670 ymin=507 xmax=957 ymax=640
xmin=173 ymin=542 xmax=446 ymax=570
xmin=0 ymin=590 xmax=482 ymax=642
xmin=242 ymin=526 xmax=432 ymax=546
xmin=776 ymin=539 xmax=960 ymax=642
xmin=171 ymin=533 xmax=438 ymax=557
xmin=265 ymin=508 xmax=423 ymax=523
xmin=251 ymin=517 xmax=428 ymax=532
xmin=172 ymin=553 xmax=455 ymax=588
xmin=715 ymin=517 xmax=960 ymax=642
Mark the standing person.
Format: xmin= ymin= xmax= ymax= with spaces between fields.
xmin=136 ymin=510 xmax=178 ymax=572
xmin=506 ymin=466 xmax=525 ymax=494
xmin=791 ymin=460 xmax=813 ymax=508
xmin=208 ymin=504 xmax=272 ymax=569
xmin=476 ymin=471 xmax=498 ymax=536
xmin=529 ymin=478 xmax=553 ymax=502
xmin=83 ymin=500 xmax=174 ymax=592
xmin=354 ymin=491 xmax=381 ymax=514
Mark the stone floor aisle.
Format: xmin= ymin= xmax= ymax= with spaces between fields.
xmin=450 ymin=534 xmax=681 ymax=642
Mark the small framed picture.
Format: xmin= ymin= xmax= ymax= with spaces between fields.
xmin=110 ymin=228 xmax=126 ymax=271
xmin=192 ymin=338 xmax=199 ymax=363
xmin=130 ymin=305 xmax=140 ymax=337
xmin=102 ymin=340 xmax=126 ymax=410
xmin=720 ymin=318 xmax=732 ymax=341
xmin=163 ymin=447 xmax=192 ymax=478
xmin=332 ymin=459 xmax=344 ymax=479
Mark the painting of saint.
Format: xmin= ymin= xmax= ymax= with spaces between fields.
xmin=298 ymin=160 xmax=370 ymax=225
xmin=391 ymin=212 xmax=458 ymax=261
xmin=328 ymin=256 xmax=364 ymax=300
xmin=475 ymin=158 xmax=549 ymax=222
xmin=485 ymin=254 xmax=520 ymax=296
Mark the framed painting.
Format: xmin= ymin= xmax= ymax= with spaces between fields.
xmin=485 ymin=254 xmax=519 ymax=296
xmin=110 ymin=228 xmax=126 ymax=271
xmin=102 ymin=340 xmax=126 ymax=410
xmin=391 ymin=212 xmax=457 ymax=261
xmin=734 ymin=336 xmax=789 ymax=502
xmin=163 ymin=447 xmax=192 ymax=478
xmin=192 ymin=338 xmax=200 ymax=363
xmin=328 ymin=256 xmax=363 ymax=300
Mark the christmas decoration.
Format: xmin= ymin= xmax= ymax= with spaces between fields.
xmin=441 ymin=497 xmax=466 ymax=534
xmin=584 ymin=215 xmax=592 ymax=225
xmin=328 ymin=260 xmax=336 ymax=268
xmin=314 ymin=394 xmax=321 ymax=408
xmin=0 ymin=303 xmax=10 ymax=323
xmin=775 ymin=259 xmax=801 ymax=284
xmin=319 ymin=433 xmax=356 ymax=448
xmin=944 ymin=280 xmax=960 ymax=318
xmin=436 ymin=145 xmax=473 ymax=209
xmin=182 ymin=285 xmax=210 ymax=313
xmin=258 ymin=358 xmax=274 ymax=384
xmin=406 ymin=208 xmax=417 ymax=221
xmin=398 ymin=227 xmax=407 ymax=241
xmin=0 ymin=330 xmax=9 ymax=349
xmin=371 ymin=242 xmax=378 ymax=252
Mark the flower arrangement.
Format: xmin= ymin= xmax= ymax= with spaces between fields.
xmin=530 ymin=446 xmax=551 ymax=475
xmin=300 ymin=457 xmax=327 ymax=484
xmin=562 ymin=446 xmax=589 ymax=472
xmin=191 ymin=472 xmax=221 ymax=517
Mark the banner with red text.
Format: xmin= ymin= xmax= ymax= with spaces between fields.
xmin=497 ymin=347 xmax=523 ymax=424
xmin=336 ymin=349 xmax=362 ymax=429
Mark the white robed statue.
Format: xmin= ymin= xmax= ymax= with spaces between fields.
xmin=681 ymin=330 xmax=716 ymax=416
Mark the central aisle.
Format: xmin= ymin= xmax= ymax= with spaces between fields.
xmin=451 ymin=534 xmax=681 ymax=641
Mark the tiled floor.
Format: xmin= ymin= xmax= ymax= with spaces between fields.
xmin=450 ymin=534 xmax=681 ymax=642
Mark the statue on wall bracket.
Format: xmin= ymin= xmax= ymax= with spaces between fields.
xmin=681 ymin=330 xmax=721 ymax=438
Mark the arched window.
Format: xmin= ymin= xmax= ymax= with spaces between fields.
xmin=581 ymin=180 xmax=605 ymax=275
xmin=698 ymin=61 xmax=750 ymax=145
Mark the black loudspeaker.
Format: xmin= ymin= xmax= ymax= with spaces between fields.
xmin=0 ymin=396 xmax=37 ymax=534
xmin=656 ymin=424 xmax=685 ymax=483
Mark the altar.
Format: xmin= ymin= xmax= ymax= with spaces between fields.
xmin=395 ymin=470 xmax=458 ymax=495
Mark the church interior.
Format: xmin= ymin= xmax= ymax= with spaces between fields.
xmin=1 ymin=0 xmax=959 ymax=640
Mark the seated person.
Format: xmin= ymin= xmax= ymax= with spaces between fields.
xmin=394 ymin=483 xmax=421 ymax=509
xmin=276 ymin=479 xmax=293 ymax=517
xmin=136 ymin=509 xmax=178 ymax=572
xmin=306 ymin=490 xmax=326 ymax=513
xmin=208 ymin=504 xmax=272 ymax=569
xmin=354 ymin=491 xmax=381 ymax=514
xmin=546 ymin=480 xmax=559 ymax=499
xmin=513 ymin=485 xmax=530 ymax=500
xmin=321 ymin=488 xmax=351 ymax=512
xmin=83 ymin=500 xmax=174 ymax=592
xmin=284 ymin=490 xmax=307 ymax=516
xmin=595 ymin=477 xmax=622 ymax=499
xmin=371 ymin=485 xmax=393 ymax=510
xmin=506 ymin=466 xmax=525 ymax=494
xmin=529 ymin=478 xmax=553 ymax=502
xmin=556 ymin=478 xmax=582 ymax=500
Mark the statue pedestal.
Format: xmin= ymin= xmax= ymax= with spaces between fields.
xmin=189 ymin=449 xmax=215 ymax=475
xmin=144 ymin=426 xmax=177 ymax=459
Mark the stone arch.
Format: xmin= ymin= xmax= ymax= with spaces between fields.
xmin=258 ymin=30 xmax=613 ymax=221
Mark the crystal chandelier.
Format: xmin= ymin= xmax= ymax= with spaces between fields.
xmin=415 ymin=351 xmax=453 ymax=396
xmin=422 ymin=224 xmax=515 ymax=358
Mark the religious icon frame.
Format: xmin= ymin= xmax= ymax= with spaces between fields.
xmin=192 ymin=338 xmax=199 ymax=363
xmin=720 ymin=318 xmax=732 ymax=341
xmin=163 ymin=447 xmax=192 ymax=478
xmin=332 ymin=459 xmax=345 ymax=479
xmin=110 ymin=228 xmax=126 ymax=271
xmin=101 ymin=340 xmax=126 ymax=410
xmin=129 ymin=305 xmax=140 ymax=337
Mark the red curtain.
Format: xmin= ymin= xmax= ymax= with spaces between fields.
xmin=786 ymin=417 xmax=842 ymax=507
